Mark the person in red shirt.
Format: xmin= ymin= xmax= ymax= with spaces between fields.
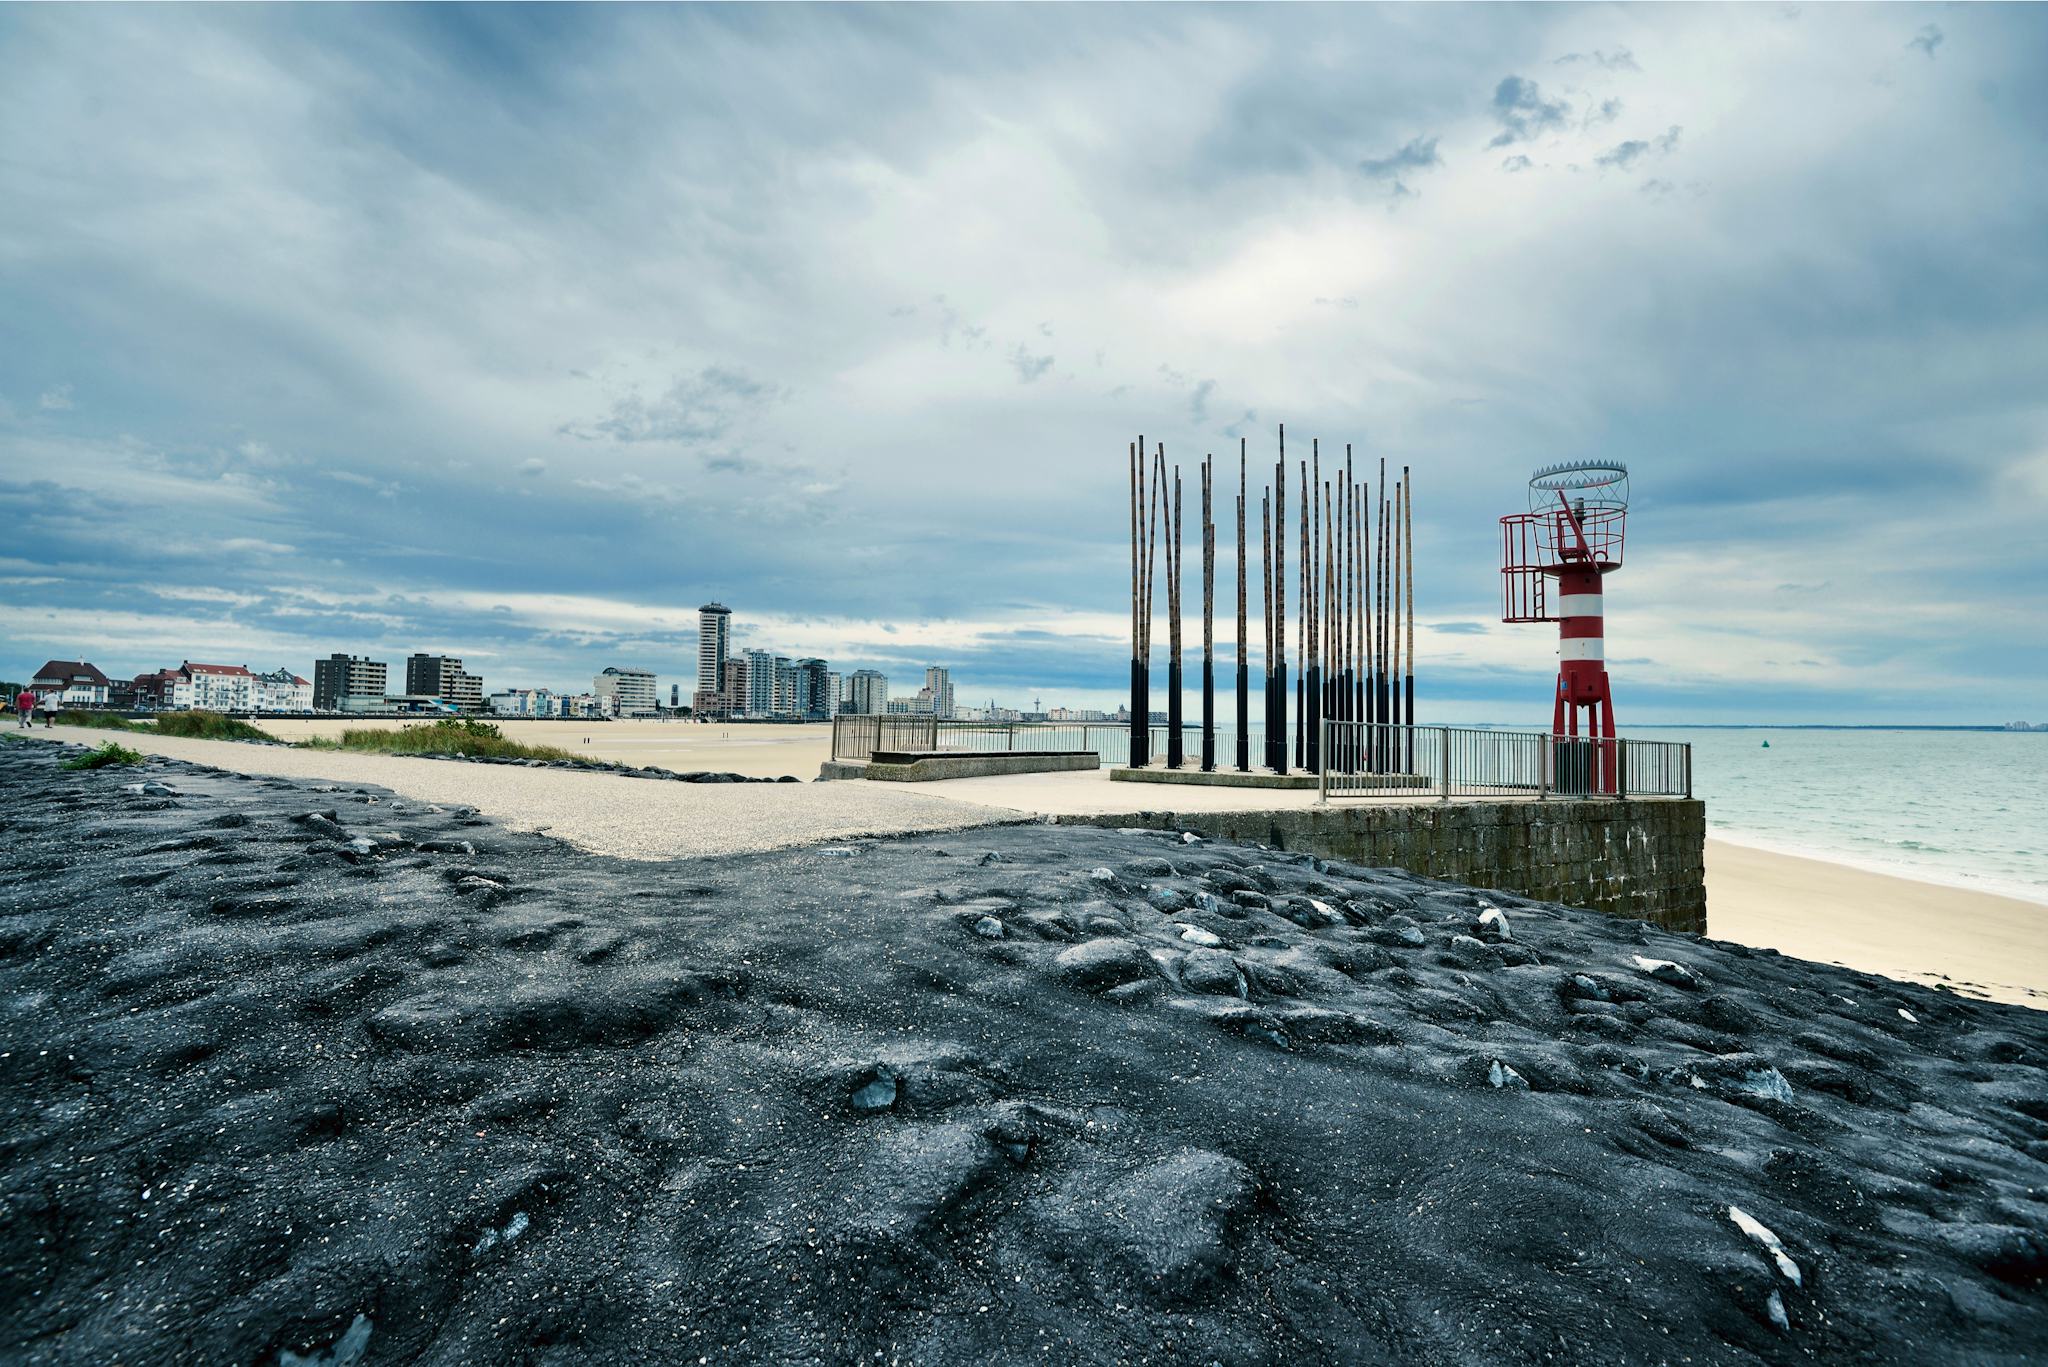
xmin=13 ymin=690 xmax=34 ymax=728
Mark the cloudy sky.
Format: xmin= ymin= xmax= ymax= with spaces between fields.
xmin=4 ymin=4 xmax=2044 ymax=723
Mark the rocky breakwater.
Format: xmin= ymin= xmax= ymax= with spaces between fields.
xmin=0 ymin=743 xmax=2044 ymax=1365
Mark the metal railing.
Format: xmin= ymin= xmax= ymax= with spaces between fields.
xmin=1317 ymin=720 xmax=1691 ymax=802
xmin=830 ymin=715 xmax=1269 ymax=767
xmin=828 ymin=715 xmax=1691 ymax=803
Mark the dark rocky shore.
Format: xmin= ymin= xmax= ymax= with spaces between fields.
xmin=1 ymin=744 xmax=2044 ymax=1366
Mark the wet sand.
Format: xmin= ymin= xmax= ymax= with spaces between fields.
xmin=1707 ymin=839 xmax=2046 ymax=1010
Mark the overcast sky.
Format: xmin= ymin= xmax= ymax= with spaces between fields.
xmin=3 ymin=4 xmax=2044 ymax=723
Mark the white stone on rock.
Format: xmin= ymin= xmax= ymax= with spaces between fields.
xmin=1179 ymin=927 xmax=1223 ymax=948
xmin=1631 ymin=955 xmax=1701 ymax=988
xmin=1729 ymin=1205 xmax=1802 ymax=1286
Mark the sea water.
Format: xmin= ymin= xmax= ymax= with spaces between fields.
xmin=1650 ymin=728 xmax=2048 ymax=905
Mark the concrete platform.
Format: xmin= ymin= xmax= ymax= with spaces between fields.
xmin=1110 ymin=765 xmax=1321 ymax=790
xmin=855 ymin=751 xmax=1098 ymax=782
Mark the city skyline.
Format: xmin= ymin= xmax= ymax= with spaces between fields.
xmin=4 ymin=6 xmax=2045 ymax=723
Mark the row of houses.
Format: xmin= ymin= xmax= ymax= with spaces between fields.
xmin=28 ymin=660 xmax=312 ymax=712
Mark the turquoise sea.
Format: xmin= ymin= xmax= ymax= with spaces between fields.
xmin=1647 ymin=728 xmax=2048 ymax=905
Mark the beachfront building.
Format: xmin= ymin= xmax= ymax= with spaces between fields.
xmin=794 ymin=658 xmax=831 ymax=721
xmin=742 ymin=650 xmax=796 ymax=717
xmin=489 ymin=688 xmax=562 ymax=717
xmin=595 ymin=665 xmax=658 ymax=717
xmin=251 ymin=668 xmax=313 ymax=712
xmin=845 ymin=669 xmax=889 ymax=715
xmin=130 ymin=669 xmax=182 ymax=710
xmin=313 ymin=654 xmax=388 ymax=711
xmin=30 ymin=660 xmax=112 ymax=707
xmin=406 ymin=654 xmax=485 ymax=713
xmin=179 ymin=663 xmax=257 ymax=711
xmin=697 ymin=603 xmax=731 ymax=696
xmin=919 ymin=666 xmax=956 ymax=719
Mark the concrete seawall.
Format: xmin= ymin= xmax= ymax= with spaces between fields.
xmin=1054 ymin=797 xmax=1707 ymax=933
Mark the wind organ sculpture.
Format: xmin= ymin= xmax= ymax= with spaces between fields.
xmin=1125 ymin=428 xmax=1419 ymax=776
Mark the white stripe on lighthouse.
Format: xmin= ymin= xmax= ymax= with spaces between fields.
xmin=1556 ymin=594 xmax=1604 ymax=617
xmin=1559 ymin=638 xmax=1605 ymax=661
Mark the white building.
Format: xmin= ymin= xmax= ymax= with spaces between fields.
xmin=845 ymin=669 xmax=889 ymax=715
xmin=594 ymin=666 xmax=658 ymax=717
xmin=251 ymin=667 xmax=312 ymax=712
xmin=30 ymin=660 xmax=111 ymax=706
xmin=490 ymin=688 xmax=561 ymax=718
xmin=921 ymin=666 xmax=955 ymax=720
xmin=180 ymin=662 xmax=256 ymax=711
xmin=698 ymin=603 xmax=731 ymax=695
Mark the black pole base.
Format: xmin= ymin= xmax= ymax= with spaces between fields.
xmin=1166 ymin=663 xmax=1184 ymax=769
xmin=1235 ymin=665 xmax=1250 ymax=772
xmin=1201 ymin=661 xmax=1215 ymax=772
xmin=1129 ymin=658 xmax=1148 ymax=770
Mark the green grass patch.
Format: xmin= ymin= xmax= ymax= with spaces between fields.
xmin=150 ymin=710 xmax=275 ymax=742
xmin=61 ymin=741 xmax=146 ymax=770
xmin=302 ymin=717 xmax=579 ymax=763
xmin=53 ymin=711 xmax=141 ymax=732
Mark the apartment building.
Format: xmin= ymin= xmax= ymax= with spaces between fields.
xmin=406 ymin=654 xmax=484 ymax=713
xmin=594 ymin=665 xmax=658 ymax=717
xmin=313 ymin=654 xmax=389 ymax=711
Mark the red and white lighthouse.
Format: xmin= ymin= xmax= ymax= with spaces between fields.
xmin=1500 ymin=462 xmax=1629 ymax=790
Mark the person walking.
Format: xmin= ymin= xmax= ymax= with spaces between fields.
xmin=12 ymin=689 xmax=32 ymax=728
xmin=42 ymin=693 xmax=59 ymax=728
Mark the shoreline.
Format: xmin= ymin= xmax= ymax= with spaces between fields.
xmin=1708 ymin=824 xmax=2048 ymax=909
xmin=1706 ymin=838 xmax=2044 ymax=1009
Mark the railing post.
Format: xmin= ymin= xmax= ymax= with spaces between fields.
xmin=1438 ymin=726 xmax=1451 ymax=802
xmin=1616 ymin=739 xmax=1629 ymax=800
xmin=1317 ymin=719 xmax=1328 ymax=804
xmin=1537 ymin=731 xmax=1548 ymax=800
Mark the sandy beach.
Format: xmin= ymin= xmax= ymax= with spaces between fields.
xmin=251 ymin=716 xmax=834 ymax=781
xmin=1707 ymin=839 xmax=2045 ymax=1009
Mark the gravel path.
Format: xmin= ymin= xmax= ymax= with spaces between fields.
xmin=18 ymin=733 xmax=1022 ymax=858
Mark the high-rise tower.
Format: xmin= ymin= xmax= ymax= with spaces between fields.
xmin=697 ymin=603 xmax=731 ymax=696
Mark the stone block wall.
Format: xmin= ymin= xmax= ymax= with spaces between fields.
xmin=1056 ymin=798 xmax=1707 ymax=933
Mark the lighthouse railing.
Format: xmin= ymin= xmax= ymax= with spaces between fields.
xmin=1316 ymin=721 xmax=1691 ymax=803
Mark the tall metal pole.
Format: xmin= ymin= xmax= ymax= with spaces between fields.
xmin=1344 ymin=447 xmax=1356 ymax=774
xmin=1128 ymin=439 xmax=1144 ymax=769
xmin=1377 ymin=460 xmax=1390 ymax=773
xmin=1272 ymin=430 xmax=1286 ymax=774
xmin=1167 ymin=458 xmax=1184 ymax=769
xmin=1320 ymin=478 xmax=1333 ymax=775
xmin=1236 ymin=442 xmax=1249 ymax=772
xmin=1305 ymin=441 xmax=1321 ymax=774
xmin=1404 ymin=463 xmax=1416 ymax=773
xmin=1201 ymin=455 xmax=1215 ymax=772
xmin=1295 ymin=456 xmax=1307 ymax=772
xmin=1391 ymin=478 xmax=1404 ymax=759
xmin=1261 ymin=488 xmax=1274 ymax=772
